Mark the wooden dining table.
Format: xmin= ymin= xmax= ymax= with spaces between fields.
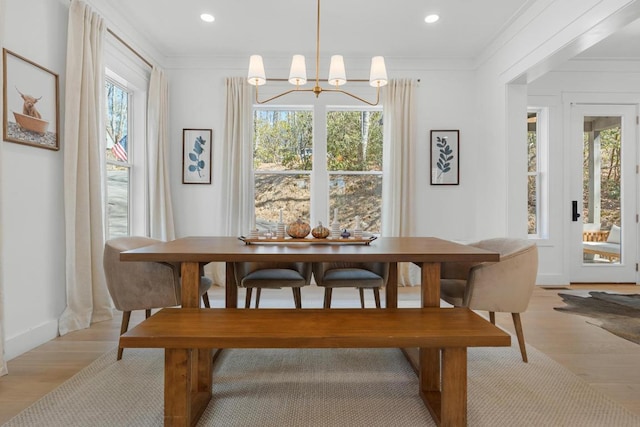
xmin=120 ymin=237 xmax=500 ymax=353
xmin=120 ymin=236 xmax=500 ymax=425
xmin=120 ymin=236 xmax=499 ymax=309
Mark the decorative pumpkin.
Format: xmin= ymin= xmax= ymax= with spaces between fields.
xmin=286 ymin=217 xmax=311 ymax=238
xmin=311 ymin=221 xmax=330 ymax=239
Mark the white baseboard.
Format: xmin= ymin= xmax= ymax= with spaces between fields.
xmin=5 ymin=319 xmax=59 ymax=361
xmin=535 ymin=274 xmax=569 ymax=286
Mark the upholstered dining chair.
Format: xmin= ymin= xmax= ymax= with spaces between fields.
xmin=233 ymin=262 xmax=313 ymax=308
xmin=103 ymin=236 xmax=212 ymax=360
xmin=312 ymin=262 xmax=389 ymax=308
xmin=439 ymin=238 xmax=538 ymax=362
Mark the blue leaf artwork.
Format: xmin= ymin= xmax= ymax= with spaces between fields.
xmin=188 ymin=135 xmax=207 ymax=177
xmin=436 ymin=136 xmax=454 ymax=178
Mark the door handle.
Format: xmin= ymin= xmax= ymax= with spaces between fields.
xmin=571 ymin=201 xmax=581 ymax=222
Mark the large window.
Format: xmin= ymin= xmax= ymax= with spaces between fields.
xmin=327 ymin=109 xmax=383 ymax=232
xmin=253 ymin=106 xmax=383 ymax=234
xmin=105 ymin=78 xmax=131 ymax=239
xmin=527 ymin=108 xmax=548 ymax=238
xmin=253 ymin=108 xmax=313 ymax=228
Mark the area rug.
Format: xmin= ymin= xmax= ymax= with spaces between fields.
xmin=555 ymin=291 xmax=640 ymax=345
xmin=3 ymin=341 xmax=639 ymax=427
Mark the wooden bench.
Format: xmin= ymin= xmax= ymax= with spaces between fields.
xmin=120 ymin=308 xmax=510 ymax=427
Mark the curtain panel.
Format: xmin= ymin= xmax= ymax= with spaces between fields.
xmin=209 ymin=77 xmax=253 ymax=285
xmin=381 ymin=78 xmax=420 ymax=285
xmin=58 ymin=0 xmax=113 ymax=335
xmin=147 ymin=67 xmax=176 ymax=241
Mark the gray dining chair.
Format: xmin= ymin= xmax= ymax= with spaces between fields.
xmin=312 ymin=262 xmax=389 ymax=308
xmin=233 ymin=262 xmax=313 ymax=308
xmin=103 ymin=236 xmax=212 ymax=360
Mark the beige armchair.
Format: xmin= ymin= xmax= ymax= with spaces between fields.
xmin=312 ymin=262 xmax=389 ymax=308
xmin=233 ymin=262 xmax=312 ymax=308
xmin=440 ymin=238 xmax=538 ymax=362
xmin=104 ymin=236 xmax=212 ymax=360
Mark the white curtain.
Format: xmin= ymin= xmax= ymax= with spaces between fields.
xmin=0 ymin=0 xmax=7 ymax=377
xmin=381 ymin=79 xmax=420 ymax=285
xmin=147 ymin=67 xmax=175 ymax=241
xmin=210 ymin=77 xmax=253 ymax=285
xmin=58 ymin=0 xmax=113 ymax=335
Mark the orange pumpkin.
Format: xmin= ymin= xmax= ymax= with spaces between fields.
xmin=286 ymin=217 xmax=311 ymax=238
xmin=311 ymin=222 xmax=330 ymax=238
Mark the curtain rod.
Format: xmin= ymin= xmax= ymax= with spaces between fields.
xmin=107 ymin=28 xmax=153 ymax=69
xmin=69 ymin=0 xmax=154 ymax=68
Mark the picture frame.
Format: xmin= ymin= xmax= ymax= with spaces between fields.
xmin=2 ymin=49 xmax=59 ymax=151
xmin=182 ymin=128 xmax=212 ymax=184
xmin=430 ymin=130 xmax=460 ymax=185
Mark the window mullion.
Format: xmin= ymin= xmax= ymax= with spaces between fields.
xmin=311 ymin=106 xmax=329 ymax=226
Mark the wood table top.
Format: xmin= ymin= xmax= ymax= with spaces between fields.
xmin=120 ymin=236 xmax=500 ymax=264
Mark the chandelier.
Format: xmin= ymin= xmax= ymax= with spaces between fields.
xmin=247 ymin=0 xmax=388 ymax=106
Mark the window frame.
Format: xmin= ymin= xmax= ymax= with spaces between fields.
xmin=105 ymin=75 xmax=133 ymax=238
xmin=325 ymin=105 xmax=383 ymax=232
xmin=103 ymin=34 xmax=150 ymax=238
xmin=527 ymin=106 xmax=549 ymax=239
xmin=252 ymin=103 xmax=383 ymax=234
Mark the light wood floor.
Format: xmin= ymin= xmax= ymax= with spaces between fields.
xmin=0 ymin=284 xmax=639 ymax=423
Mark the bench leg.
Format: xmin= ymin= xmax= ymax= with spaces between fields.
xmin=164 ymin=348 xmax=212 ymax=427
xmin=441 ymin=347 xmax=467 ymax=426
xmin=420 ymin=347 xmax=467 ymax=427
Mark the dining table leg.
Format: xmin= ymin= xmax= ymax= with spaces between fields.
xmin=225 ymin=262 xmax=237 ymax=308
xmin=420 ymin=262 xmax=442 ymax=389
xmin=402 ymin=262 xmax=442 ymax=380
xmin=181 ymin=262 xmax=202 ymax=308
xmin=178 ymin=261 xmax=213 ymax=425
xmin=386 ymin=262 xmax=398 ymax=308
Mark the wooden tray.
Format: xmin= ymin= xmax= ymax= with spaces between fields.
xmin=239 ymin=236 xmax=377 ymax=245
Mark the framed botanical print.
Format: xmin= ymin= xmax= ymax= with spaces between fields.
xmin=182 ymin=128 xmax=212 ymax=184
xmin=430 ymin=130 xmax=459 ymax=185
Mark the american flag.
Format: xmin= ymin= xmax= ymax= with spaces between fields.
xmin=112 ymin=135 xmax=127 ymax=162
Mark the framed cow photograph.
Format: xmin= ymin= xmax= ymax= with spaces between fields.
xmin=2 ymin=49 xmax=60 ymax=150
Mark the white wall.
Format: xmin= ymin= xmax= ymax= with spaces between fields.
xmin=475 ymin=0 xmax=640 ymax=284
xmin=528 ymin=62 xmax=640 ymax=284
xmin=165 ymin=58 xmax=480 ymax=244
xmin=1 ymin=0 xmax=68 ymax=359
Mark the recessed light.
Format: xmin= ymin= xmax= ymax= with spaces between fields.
xmin=424 ymin=14 xmax=439 ymax=24
xmin=200 ymin=13 xmax=215 ymax=23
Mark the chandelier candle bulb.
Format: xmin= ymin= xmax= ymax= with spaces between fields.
xmin=328 ymin=55 xmax=347 ymax=86
xmin=369 ymin=56 xmax=388 ymax=87
xmin=248 ymin=55 xmax=266 ymax=86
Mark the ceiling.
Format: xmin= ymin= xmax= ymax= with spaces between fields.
xmin=101 ymin=0 xmax=640 ymax=62
xmin=104 ymin=0 xmax=532 ymax=59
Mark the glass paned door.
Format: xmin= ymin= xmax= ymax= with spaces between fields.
xmin=570 ymin=104 xmax=637 ymax=283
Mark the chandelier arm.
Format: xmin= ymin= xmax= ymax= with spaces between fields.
xmin=322 ymin=87 xmax=382 ymax=106
xmin=248 ymin=0 xmax=387 ymax=106
xmin=254 ymin=87 xmax=315 ymax=105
